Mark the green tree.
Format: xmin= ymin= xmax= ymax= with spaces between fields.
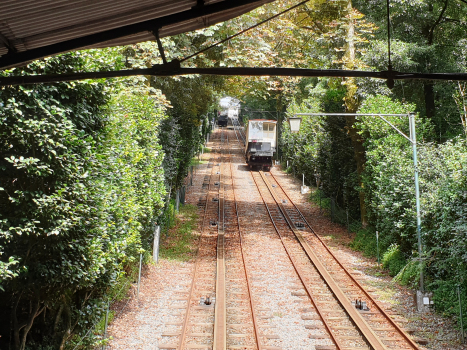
xmin=354 ymin=0 xmax=467 ymax=139
xmin=0 ymin=50 xmax=168 ymax=349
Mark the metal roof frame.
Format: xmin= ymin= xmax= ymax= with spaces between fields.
xmin=0 ymin=0 xmax=274 ymax=70
xmin=1 ymin=64 xmax=467 ymax=87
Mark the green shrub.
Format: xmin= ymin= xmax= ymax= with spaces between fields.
xmin=381 ymin=244 xmax=406 ymax=276
xmin=394 ymin=258 xmax=422 ymax=288
xmin=310 ymin=189 xmax=331 ymax=210
xmin=429 ymin=279 xmax=467 ymax=329
xmin=350 ymin=227 xmax=378 ymax=258
xmin=0 ymin=52 xmax=168 ymax=349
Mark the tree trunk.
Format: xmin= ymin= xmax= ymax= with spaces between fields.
xmin=423 ymin=82 xmax=435 ymax=119
xmin=345 ymin=114 xmax=368 ymax=227
xmin=343 ymin=0 xmax=368 ymax=227
xmin=12 ymin=293 xmax=22 ymax=350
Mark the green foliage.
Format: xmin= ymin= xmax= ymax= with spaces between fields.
xmin=281 ymin=80 xmax=360 ymax=220
xmin=350 ymin=226 xmax=378 ymax=258
xmin=394 ymin=259 xmax=423 ymax=289
xmin=429 ymin=280 xmax=467 ymax=328
xmin=0 ymin=52 xmax=168 ymax=349
xmin=123 ymin=41 xmax=218 ymax=190
xmin=355 ymin=94 xmax=467 ymax=327
xmin=381 ymin=244 xmax=406 ymax=277
xmin=355 ymin=0 xmax=467 ymax=139
xmin=356 ymin=96 xmax=423 ymax=254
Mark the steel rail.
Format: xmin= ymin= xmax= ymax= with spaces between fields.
xmin=258 ymin=170 xmax=388 ymax=350
xmin=177 ymin=131 xmax=222 ymax=350
xmin=228 ymin=132 xmax=263 ymax=350
xmin=268 ymin=172 xmax=420 ymax=350
xmin=213 ymin=130 xmax=227 ymax=349
xmin=232 ymin=117 xmax=246 ymax=146
xmin=250 ymin=171 xmax=343 ymax=350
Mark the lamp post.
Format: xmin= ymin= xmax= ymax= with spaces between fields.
xmin=288 ymin=116 xmax=302 ymax=133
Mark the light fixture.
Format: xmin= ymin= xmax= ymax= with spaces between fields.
xmin=288 ymin=117 xmax=302 ymax=133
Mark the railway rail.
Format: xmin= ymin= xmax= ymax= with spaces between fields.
xmin=252 ymin=168 xmax=420 ymax=350
xmin=267 ymin=170 xmax=421 ymax=349
xmin=231 ymin=117 xmax=246 ymax=146
xmin=222 ymin=133 xmax=262 ymax=349
xmin=158 ymin=130 xmax=224 ymax=350
xmin=159 ymin=127 xmax=421 ymax=350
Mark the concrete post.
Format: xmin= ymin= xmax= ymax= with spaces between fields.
xmin=153 ymin=225 xmax=161 ymax=263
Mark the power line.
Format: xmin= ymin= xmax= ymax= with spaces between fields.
xmin=180 ymin=0 xmax=311 ymax=63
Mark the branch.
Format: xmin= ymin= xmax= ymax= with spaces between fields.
xmin=442 ymin=17 xmax=461 ymax=23
xmin=20 ymin=301 xmax=42 ymax=350
xmin=428 ymin=0 xmax=450 ymax=45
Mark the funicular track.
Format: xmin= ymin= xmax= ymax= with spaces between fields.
xmin=160 ymin=128 xmax=263 ymax=350
xmin=159 ymin=130 xmax=225 ymax=350
xmin=218 ymin=132 xmax=263 ymax=350
xmin=231 ymin=117 xmax=246 ymax=147
xmin=251 ymin=169 xmax=420 ymax=350
xmin=162 ymin=125 xmax=419 ymax=350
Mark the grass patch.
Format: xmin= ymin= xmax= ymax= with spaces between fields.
xmin=190 ymin=157 xmax=208 ymax=167
xmin=160 ymin=204 xmax=199 ymax=261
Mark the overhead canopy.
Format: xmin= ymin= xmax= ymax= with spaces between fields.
xmin=0 ymin=0 xmax=275 ymax=70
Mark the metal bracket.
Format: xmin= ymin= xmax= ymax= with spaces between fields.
xmin=151 ymin=28 xmax=168 ymax=64
xmin=192 ymin=0 xmax=205 ymax=10
xmin=0 ymin=33 xmax=17 ymax=54
xmin=381 ymin=66 xmax=397 ymax=89
xmin=150 ymin=59 xmax=181 ymax=75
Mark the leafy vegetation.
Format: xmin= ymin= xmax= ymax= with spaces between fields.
xmin=2 ymin=0 xmax=467 ymax=346
xmin=0 ymin=51 xmax=171 ymax=349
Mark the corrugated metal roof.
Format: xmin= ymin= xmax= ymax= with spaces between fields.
xmin=0 ymin=0 xmax=275 ymax=68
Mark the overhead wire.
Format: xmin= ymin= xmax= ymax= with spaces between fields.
xmin=179 ymin=0 xmax=311 ymax=63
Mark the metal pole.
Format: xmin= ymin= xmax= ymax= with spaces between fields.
xmin=276 ymin=111 xmax=280 ymax=160
xmin=137 ymin=253 xmax=143 ymax=297
xmin=409 ymin=112 xmax=423 ymax=292
xmin=331 ymin=198 xmax=335 ymax=222
xmin=102 ymin=300 xmax=110 ymax=350
xmin=176 ymin=189 xmax=180 ymax=212
xmin=319 ymin=191 xmax=322 ymax=213
xmin=346 ymin=208 xmax=350 ymax=232
xmin=376 ymin=231 xmax=380 ymax=264
xmin=458 ymin=285 xmax=465 ymax=344
xmin=302 ymin=174 xmax=305 ymax=187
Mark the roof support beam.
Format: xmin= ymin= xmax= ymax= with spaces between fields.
xmin=0 ymin=33 xmax=17 ymax=54
xmin=152 ymin=29 xmax=168 ymax=65
xmin=1 ymin=65 xmax=467 ymax=86
xmin=0 ymin=0 xmax=268 ymax=70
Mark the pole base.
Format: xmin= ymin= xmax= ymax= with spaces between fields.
xmin=415 ymin=290 xmax=433 ymax=312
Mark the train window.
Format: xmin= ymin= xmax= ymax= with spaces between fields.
xmin=263 ymin=123 xmax=275 ymax=139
